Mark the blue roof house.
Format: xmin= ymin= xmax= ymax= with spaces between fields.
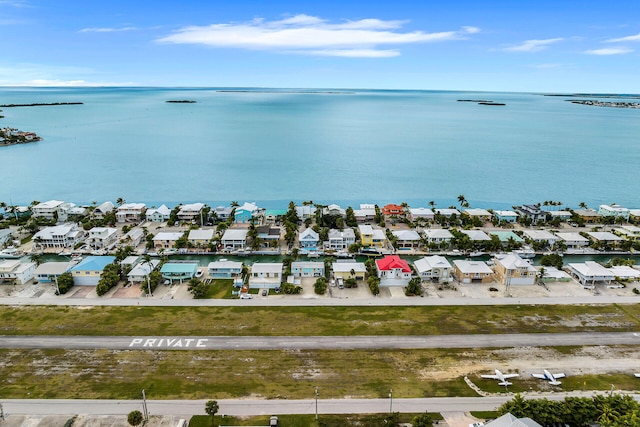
xmin=161 ymin=261 xmax=199 ymax=283
xmin=70 ymin=256 xmax=116 ymax=286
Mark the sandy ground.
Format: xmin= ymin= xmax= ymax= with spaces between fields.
xmin=0 ymin=415 xmax=185 ymax=427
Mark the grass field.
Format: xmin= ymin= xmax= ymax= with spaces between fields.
xmin=1 ymin=303 xmax=639 ymax=336
xmin=0 ymin=346 xmax=638 ymax=400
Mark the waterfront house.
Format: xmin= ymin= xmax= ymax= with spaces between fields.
xmin=120 ymin=256 xmax=139 ymax=269
xmin=358 ymin=224 xmax=387 ymax=248
xmin=257 ymin=225 xmax=281 ymax=248
xmin=613 ymin=225 xmax=640 ymax=241
xmin=382 ymin=204 xmax=405 ymax=217
xmin=515 ymin=204 xmax=546 ymax=223
xmin=422 ymin=229 xmax=454 ymax=245
xmin=152 ymin=232 xmax=184 ymax=250
xmin=34 ymin=261 xmax=73 ymax=284
xmin=548 ymin=210 xmax=572 ymax=221
xmin=208 ymin=259 xmax=244 ymax=285
xmin=493 ymin=253 xmax=537 ymax=286
xmin=291 ymin=261 xmax=324 ymax=278
xmin=145 ymin=204 xmax=171 ymax=222
xmin=489 ymin=231 xmax=525 ymax=246
xmin=608 ymin=266 xmax=640 ymax=281
xmin=435 ymin=208 xmax=461 ymax=217
xmin=452 ymin=260 xmax=493 ymax=284
xmin=177 ymin=203 xmax=205 ymax=223
xmin=87 ymin=227 xmax=119 ymax=250
xmin=127 ymin=259 xmax=159 ymax=284
xmin=212 ymin=206 xmax=234 ymax=222
xmin=234 ymin=202 xmax=263 ymax=224
xmin=409 ymin=207 xmax=434 ymax=221
xmin=375 ymin=255 xmax=412 ymax=286
xmin=188 ymin=229 xmax=214 ymax=248
xmin=521 ymin=230 xmax=559 ymax=246
xmin=295 ymin=205 xmax=316 ymax=220
xmin=0 ymin=260 xmax=36 ymax=285
xmin=249 ymin=262 xmax=283 ymax=288
xmin=566 ymin=261 xmax=614 ymax=288
xmin=598 ymin=204 xmax=630 ymax=221
xmin=264 ymin=209 xmax=287 ymax=224
xmin=332 ymin=261 xmax=367 ymax=281
xmin=586 ymin=231 xmax=624 ymax=248
xmin=464 ymin=208 xmax=492 ymax=221
xmin=326 ymin=228 xmax=356 ymax=250
xmin=70 ymin=256 xmax=115 ymax=286
xmin=392 ymin=229 xmax=421 ymax=248
xmin=554 ymin=232 xmax=589 ymax=249
xmin=572 ymin=209 xmax=601 ymax=223
xmin=413 ymin=255 xmax=452 ymax=283
xmin=493 ymin=210 xmax=518 ymax=223
xmin=160 ymin=261 xmax=199 ymax=283
xmin=298 ymin=228 xmax=319 ymax=250
xmin=31 ymin=200 xmax=66 ymax=220
xmin=485 ymin=413 xmax=542 ymax=427
xmin=116 ymin=203 xmax=146 ymax=223
xmin=93 ymin=201 xmax=115 ymax=218
xmin=120 ymin=228 xmax=143 ymax=247
xmin=354 ymin=204 xmax=376 ymax=223
xmin=323 ymin=204 xmax=346 ymax=217
xmin=221 ymin=229 xmax=249 ymax=250
xmin=33 ymin=223 xmax=85 ymax=249
xmin=460 ymin=229 xmax=491 ymax=242
xmin=0 ymin=228 xmax=13 ymax=246
xmin=630 ymin=209 xmax=640 ymax=221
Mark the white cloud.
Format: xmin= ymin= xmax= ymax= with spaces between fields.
xmin=606 ymin=33 xmax=640 ymax=43
xmin=4 ymin=79 xmax=135 ymax=87
xmin=157 ymin=15 xmax=479 ymax=57
xmin=503 ymin=38 xmax=564 ymax=52
xmin=80 ymin=27 xmax=136 ymax=33
xmin=584 ymin=47 xmax=633 ymax=55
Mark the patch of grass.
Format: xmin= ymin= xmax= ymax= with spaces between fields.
xmin=191 ymin=413 xmax=429 ymax=427
xmin=1 ymin=303 xmax=639 ymax=336
xmin=470 ymin=411 xmax=498 ymax=420
xmin=203 ymin=279 xmax=234 ymax=299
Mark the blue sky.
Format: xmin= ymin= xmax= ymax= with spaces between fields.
xmin=1 ymin=0 xmax=639 ymax=92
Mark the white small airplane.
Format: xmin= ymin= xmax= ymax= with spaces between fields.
xmin=634 ymin=373 xmax=640 ymax=378
xmin=481 ymin=369 xmax=519 ymax=386
xmin=531 ymin=369 xmax=566 ymax=386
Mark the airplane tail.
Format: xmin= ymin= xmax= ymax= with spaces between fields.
xmin=549 ymin=381 xmax=562 ymax=386
xmin=498 ymin=381 xmax=512 ymax=386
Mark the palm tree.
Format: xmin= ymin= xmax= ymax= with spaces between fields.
xmin=579 ymin=202 xmax=588 ymax=209
xmin=230 ymin=201 xmax=239 ymax=207
xmin=116 ymin=197 xmax=125 ymax=206
xmin=29 ymin=253 xmax=43 ymax=266
xmin=142 ymin=254 xmax=154 ymax=296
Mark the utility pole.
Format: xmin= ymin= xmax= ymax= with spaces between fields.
xmin=142 ymin=389 xmax=149 ymax=420
xmin=0 ymin=402 xmax=5 ymax=420
xmin=315 ymin=386 xmax=318 ymax=421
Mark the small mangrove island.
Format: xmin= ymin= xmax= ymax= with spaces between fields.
xmin=166 ymin=100 xmax=197 ymax=103
xmin=457 ymin=99 xmax=506 ymax=106
xmin=0 ymin=127 xmax=42 ymax=146
xmin=567 ymin=99 xmax=640 ymax=109
xmin=0 ymin=102 xmax=83 ymax=108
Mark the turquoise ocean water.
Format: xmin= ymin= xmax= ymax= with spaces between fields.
xmin=1 ymin=87 xmax=639 ymax=209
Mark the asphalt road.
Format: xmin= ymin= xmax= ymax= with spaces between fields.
xmin=6 ymin=395 xmax=640 ymax=416
xmin=1 ymin=332 xmax=639 ymax=350
xmin=1 ymin=295 xmax=639 ymax=307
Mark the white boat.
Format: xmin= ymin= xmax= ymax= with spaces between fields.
xmin=514 ymin=246 xmax=536 ymax=259
xmin=468 ymin=251 xmax=485 ymax=257
xmin=0 ymin=247 xmax=23 ymax=259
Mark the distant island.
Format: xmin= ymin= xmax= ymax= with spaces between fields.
xmin=217 ymin=90 xmax=354 ymax=94
xmin=166 ymin=100 xmax=197 ymax=103
xmin=0 ymin=102 xmax=83 ymax=108
xmin=457 ymin=99 xmax=506 ymax=106
xmin=567 ymin=100 xmax=640 ymax=109
xmin=544 ymin=93 xmax=640 ymax=100
xmin=0 ymin=127 xmax=42 ymax=146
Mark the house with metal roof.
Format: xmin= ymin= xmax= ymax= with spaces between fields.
xmin=208 ymin=259 xmax=244 ymax=285
xmin=299 ymin=228 xmax=320 ymax=250
xmin=464 ymin=208 xmax=492 ymax=221
xmin=460 ymin=229 xmax=491 ymax=241
xmin=598 ymin=204 xmax=630 ymax=220
xmin=614 ymin=225 xmax=640 ymax=241
xmin=146 ymin=204 xmax=171 ymax=222
xmin=485 ymin=413 xmax=541 ymax=427
xmin=116 ymin=203 xmax=146 ymax=223
xmin=586 ymin=231 xmax=624 ymax=247
xmin=566 ymin=261 xmax=614 ymax=288
xmin=493 ymin=210 xmax=518 ymax=223
xmin=128 ymin=260 xmax=160 ymax=284
xmin=453 ymin=260 xmax=493 ymax=284
xmin=332 ymin=261 xmax=367 ymax=280
xmin=493 ymin=253 xmax=537 ymax=285
xmin=489 ymin=231 xmax=524 ymax=244
xmin=435 ymin=208 xmax=460 ymax=217
xmin=0 ymin=259 xmax=36 ymax=285
xmin=392 ymin=229 xmax=421 ymax=248
xmin=291 ymin=261 xmax=324 ymax=278
xmin=188 ymin=229 xmax=214 ymax=247
xmin=33 ymin=223 xmax=85 ymax=249
xmin=88 ymin=227 xmax=119 ymax=250
xmin=249 ymin=262 xmax=283 ymax=288
xmin=521 ymin=229 xmax=559 ymax=246
xmin=327 ymin=228 xmax=356 ymax=250
xmin=409 ymin=207 xmax=434 ymax=221
xmin=221 ymin=229 xmax=249 ymax=250
xmin=160 ymin=261 xmax=198 ymax=283
xmin=152 ymin=232 xmax=184 ymax=250
xmin=422 ymin=228 xmax=454 ymax=245
xmin=34 ymin=261 xmax=74 ymax=283
xmin=177 ymin=203 xmax=206 ymax=222
xmin=413 ymin=255 xmax=452 ymax=283
xmin=554 ymin=232 xmax=589 ymax=249
xmin=375 ymin=255 xmax=412 ymax=286
xmin=70 ymin=256 xmax=116 ymax=286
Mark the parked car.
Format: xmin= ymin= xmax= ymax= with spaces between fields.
xmin=239 ymin=294 xmax=253 ymax=299
xmin=262 ymin=289 xmax=268 ymax=296
xmin=195 ymin=269 xmax=203 ymax=278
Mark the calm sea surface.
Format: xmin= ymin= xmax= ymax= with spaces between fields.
xmin=1 ymin=87 xmax=639 ymax=209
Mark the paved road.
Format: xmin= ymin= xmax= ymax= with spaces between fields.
xmin=5 ymin=395 xmax=640 ymax=416
xmin=1 ymin=295 xmax=639 ymax=307
xmin=1 ymin=332 xmax=639 ymax=350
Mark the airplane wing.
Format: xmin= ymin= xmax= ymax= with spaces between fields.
xmin=553 ymin=373 xmax=566 ymax=379
xmin=481 ymin=375 xmax=499 ymax=379
xmin=531 ymin=373 xmax=546 ymax=379
xmin=503 ymin=374 xmax=519 ymax=379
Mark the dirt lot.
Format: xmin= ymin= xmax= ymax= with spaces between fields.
xmin=1 ymin=415 xmax=183 ymax=427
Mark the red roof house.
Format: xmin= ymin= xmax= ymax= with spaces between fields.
xmin=381 ymin=204 xmax=405 ymax=216
xmin=375 ymin=255 xmax=412 ymax=283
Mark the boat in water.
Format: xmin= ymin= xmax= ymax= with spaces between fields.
xmin=0 ymin=247 xmax=23 ymax=259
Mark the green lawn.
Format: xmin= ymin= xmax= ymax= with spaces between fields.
xmin=1 ymin=303 xmax=639 ymax=336
xmin=203 ymin=279 xmax=235 ymax=299
xmin=190 ymin=413 xmax=433 ymax=427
